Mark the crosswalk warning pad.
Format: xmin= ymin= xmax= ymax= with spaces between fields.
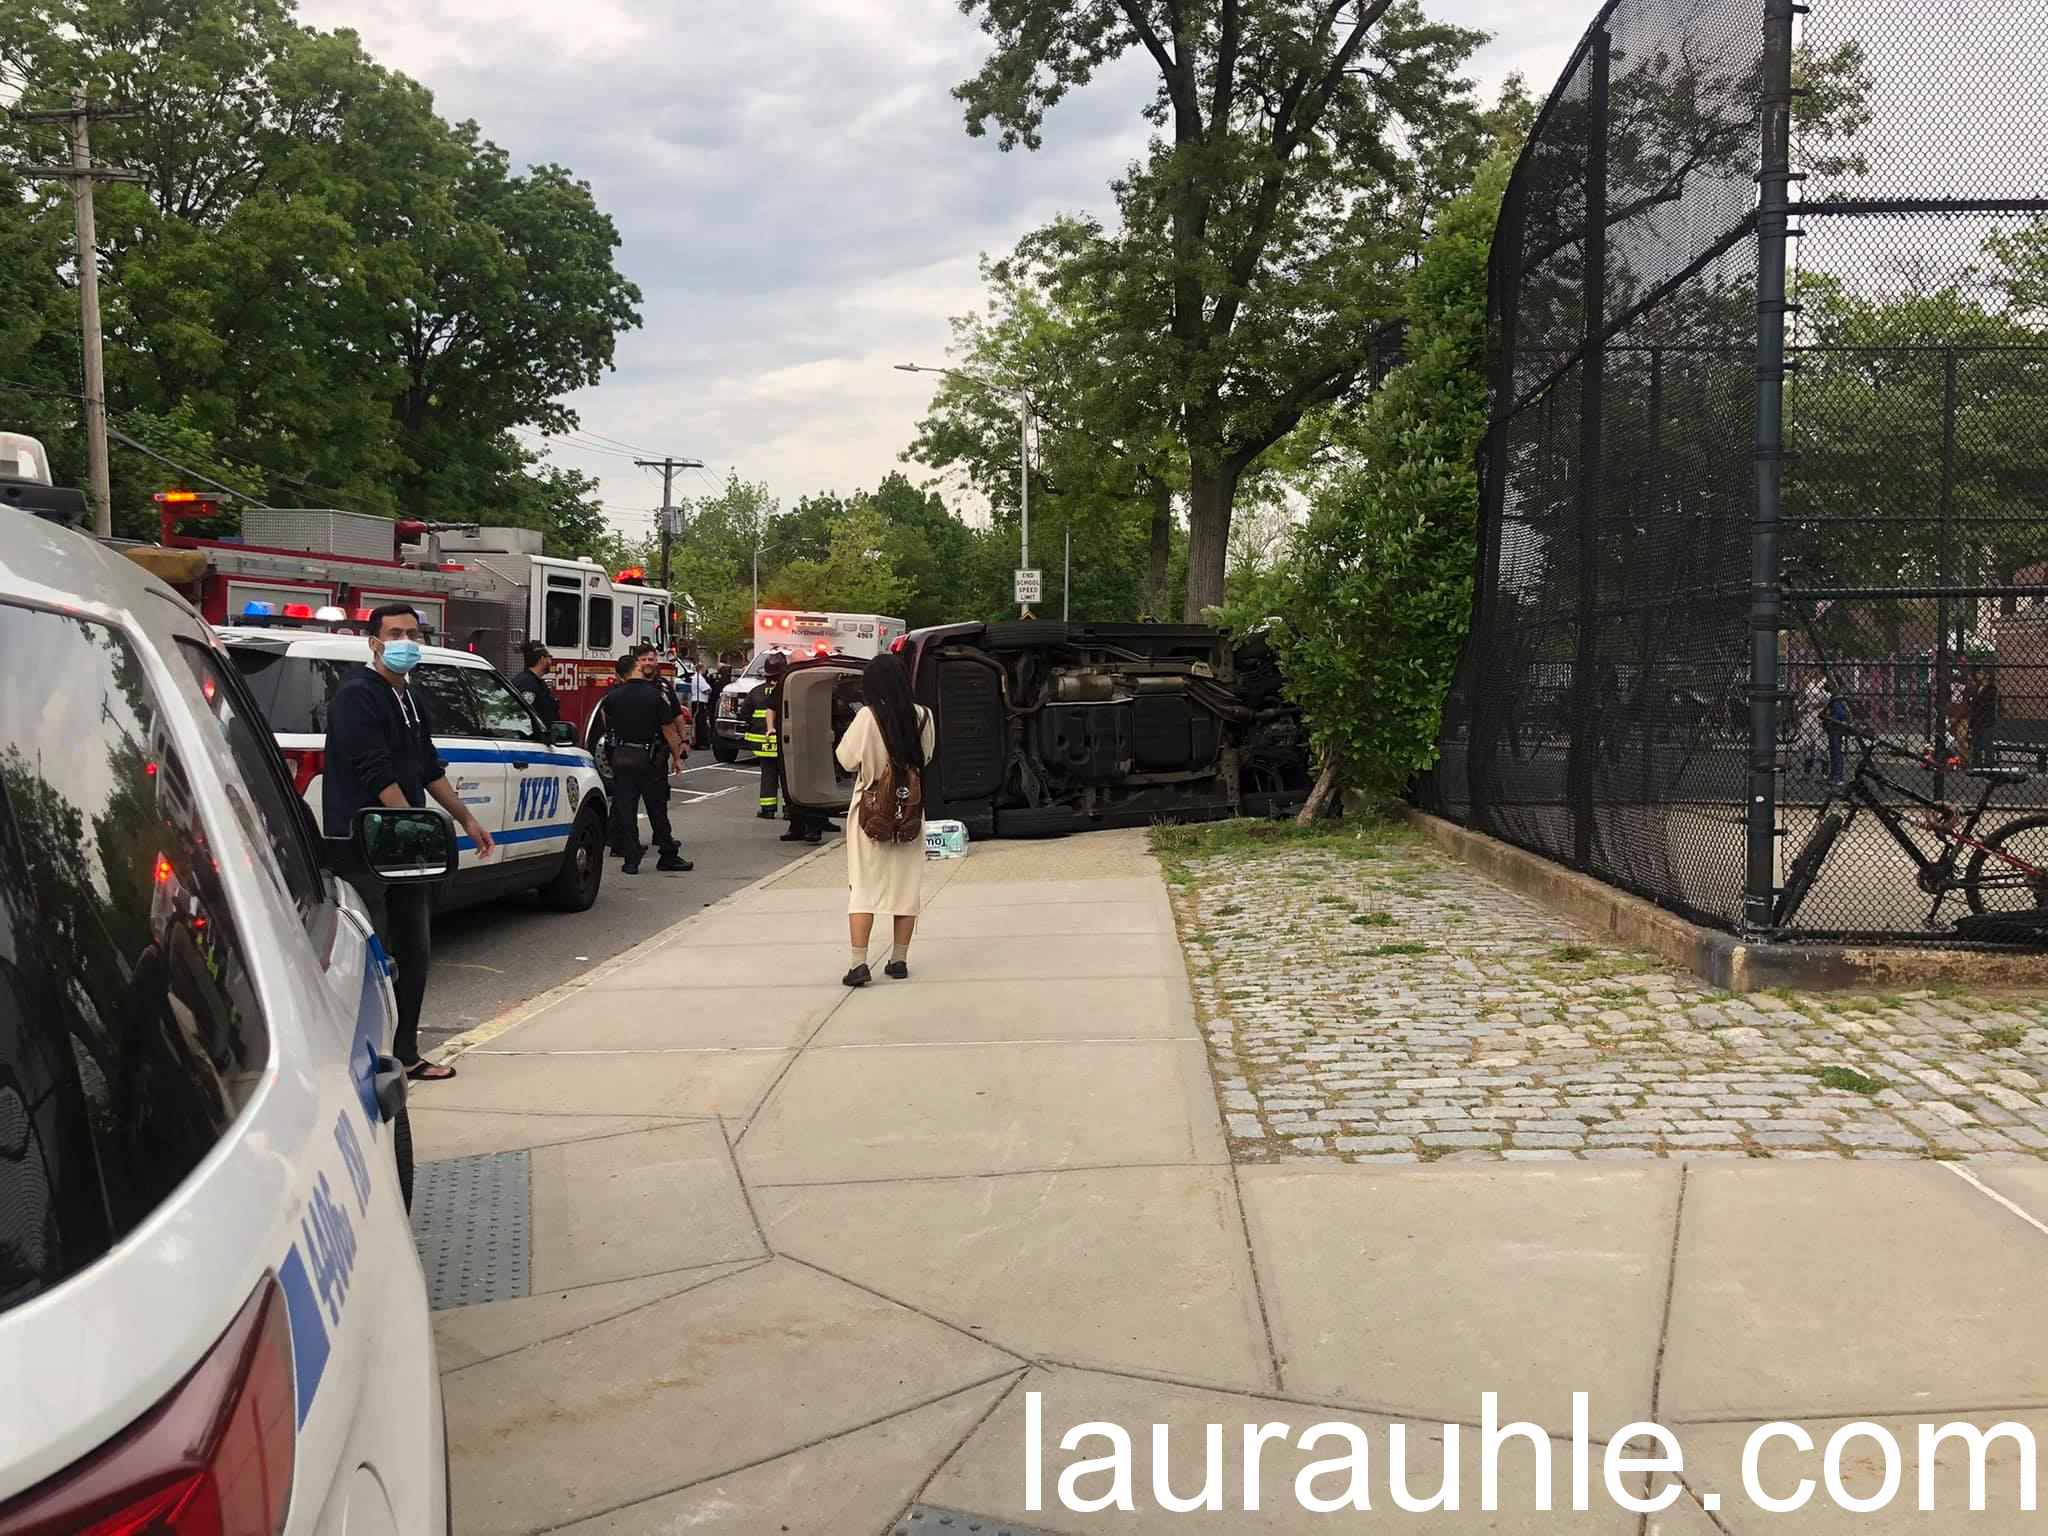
xmin=409 ymin=1149 xmax=531 ymax=1309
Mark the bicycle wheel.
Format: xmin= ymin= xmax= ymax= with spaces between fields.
xmin=1773 ymin=810 xmax=1845 ymax=928
xmin=1964 ymin=813 xmax=2048 ymax=915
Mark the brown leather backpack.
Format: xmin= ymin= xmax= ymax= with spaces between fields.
xmin=857 ymin=758 xmax=925 ymax=843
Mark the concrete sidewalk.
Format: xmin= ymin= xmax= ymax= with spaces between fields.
xmin=415 ymin=830 xmax=2048 ymax=1534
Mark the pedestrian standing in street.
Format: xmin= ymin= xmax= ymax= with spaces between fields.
xmin=509 ymin=641 xmax=560 ymax=731
xmin=836 ymin=652 xmax=935 ymax=987
xmin=323 ymin=603 xmax=495 ymax=1081
xmin=689 ymin=662 xmax=714 ymax=749
xmin=608 ymin=647 xmax=691 ymax=875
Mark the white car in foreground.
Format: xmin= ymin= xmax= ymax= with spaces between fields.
xmin=218 ymin=628 xmax=611 ymax=914
xmin=0 ymin=515 xmax=451 ymax=1531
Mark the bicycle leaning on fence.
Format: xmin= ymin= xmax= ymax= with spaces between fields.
xmin=1773 ymin=726 xmax=2048 ymax=941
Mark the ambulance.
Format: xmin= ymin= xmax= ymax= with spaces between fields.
xmin=711 ymin=609 xmax=906 ymax=761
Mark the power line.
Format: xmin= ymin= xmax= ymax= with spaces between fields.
xmin=512 ymin=425 xmax=642 ymax=462
xmin=571 ymin=427 xmax=660 ymax=456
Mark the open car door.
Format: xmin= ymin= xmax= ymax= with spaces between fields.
xmin=777 ymin=656 xmax=868 ymax=819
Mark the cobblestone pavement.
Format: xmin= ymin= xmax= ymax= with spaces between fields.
xmin=1160 ymin=825 xmax=2048 ymax=1164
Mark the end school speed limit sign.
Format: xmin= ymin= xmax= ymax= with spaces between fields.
xmin=1014 ymin=568 xmax=1043 ymax=604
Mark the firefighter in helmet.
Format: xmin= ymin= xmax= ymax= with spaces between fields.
xmin=747 ymin=650 xmax=789 ymax=821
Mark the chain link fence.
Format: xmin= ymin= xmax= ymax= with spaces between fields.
xmin=1417 ymin=0 xmax=2048 ymax=946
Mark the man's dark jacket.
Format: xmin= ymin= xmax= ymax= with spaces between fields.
xmin=322 ymin=667 xmax=448 ymax=837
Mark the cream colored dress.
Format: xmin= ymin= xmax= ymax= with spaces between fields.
xmin=836 ymin=704 xmax=936 ymax=916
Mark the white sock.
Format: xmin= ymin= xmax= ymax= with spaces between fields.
xmin=850 ymin=946 xmax=867 ymax=970
xmin=891 ymin=943 xmax=909 ymax=963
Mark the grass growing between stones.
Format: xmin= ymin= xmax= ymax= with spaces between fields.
xmin=1817 ymin=1065 xmax=1888 ymax=1095
xmin=1149 ymin=815 xmax=1420 ymax=882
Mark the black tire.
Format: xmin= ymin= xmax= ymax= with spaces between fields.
xmin=395 ymin=1097 xmax=415 ymax=1213
xmin=713 ymin=741 xmax=739 ymax=763
xmin=1965 ymin=813 xmax=2048 ymax=916
xmin=542 ymin=799 xmax=607 ymax=912
xmin=1773 ymin=809 xmax=1844 ymax=928
xmin=985 ymin=619 xmax=1072 ymax=650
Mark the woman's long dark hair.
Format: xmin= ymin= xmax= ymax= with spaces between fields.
xmin=863 ymin=653 xmax=925 ymax=775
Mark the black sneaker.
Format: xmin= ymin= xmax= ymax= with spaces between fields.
xmin=884 ymin=960 xmax=908 ymax=980
xmin=757 ymin=809 xmax=777 ymax=821
xmin=656 ymin=853 xmax=692 ymax=872
xmin=842 ymin=963 xmax=870 ymax=988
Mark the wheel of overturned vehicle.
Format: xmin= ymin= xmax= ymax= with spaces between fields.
xmin=985 ymin=619 xmax=1073 ymax=649
xmin=542 ymin=800 xmax=607 ymax=912
xmin=713 ymin=741 xmax=739 ymax=763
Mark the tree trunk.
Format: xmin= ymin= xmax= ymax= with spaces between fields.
xmin=1183 ymin=462 xmax=1240 ymax=620
xmin=1297 ymin=750 xmax=1343 ymax=826
xmin=1146 ymin=479 xmax=1173 ymax=619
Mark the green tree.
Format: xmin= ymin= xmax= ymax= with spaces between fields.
xmin=864 ymin=472 xmax=1001 ymax=628
xmin=0 ymin=0 xmax=640 ymax=544
xmin=908 ymin=237 xmax=1183 ymax=618
xmin=668 ymin=473 xmax=775 ymax=657
xmin=1276 ymin=149 xmax=1508 ymax=808
xmin=955 ymin=0 xmax=1498 ymax=617
xmin=770 ymin=500 xmax=914 ymax=617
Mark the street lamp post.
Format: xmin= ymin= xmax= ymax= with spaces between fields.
xmin=896 ymin=363 xmax=1035 ymax=617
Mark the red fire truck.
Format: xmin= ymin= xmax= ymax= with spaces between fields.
xmin=117 ymin=496 xmax=675 ymax=745
xmin=424 ymin=523 xmax=678 ymax=741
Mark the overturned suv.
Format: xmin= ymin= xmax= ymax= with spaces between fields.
xmin=776 ymin=619 xmax=1311 ymax=837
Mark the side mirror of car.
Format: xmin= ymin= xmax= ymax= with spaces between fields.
xmin=549 ymin=721 xmax=577 ymax=746
xmin=351 ymin=806 xmax=459 ymax=882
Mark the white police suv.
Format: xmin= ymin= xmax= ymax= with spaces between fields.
xmin=0 ymin=516 xmax=451 ymax=1528
xmin=217 ymin=629 xmax=610 ymax=914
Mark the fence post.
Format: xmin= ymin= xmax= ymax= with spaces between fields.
xmin=1745 ymin=0 xmax=1798 ymax=934
xmin=1934 ymin=346 xmax=1958 ymax=799
xmin=1569 ymin=26 xmax=1612 ymax=870
xmin=1468 ymin=173 xmax=1525 ymax=828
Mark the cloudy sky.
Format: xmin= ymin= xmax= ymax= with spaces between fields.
xmin=296 ymin=0 xmax=1579 ymax=539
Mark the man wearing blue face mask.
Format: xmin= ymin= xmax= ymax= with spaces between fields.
xmin=324 ymin=603 xmax=495 ymax=1080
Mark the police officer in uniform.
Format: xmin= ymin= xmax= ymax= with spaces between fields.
xmin=607 ymin=648 xmax=691 ymax=874
xmin=593 ymin=653 xmax=637 ymax=857
xmin=747 ymin=650 xmax=787 ymax=822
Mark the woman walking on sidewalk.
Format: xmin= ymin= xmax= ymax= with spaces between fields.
xmin=836 ymin=653 xmax=935 ymax=987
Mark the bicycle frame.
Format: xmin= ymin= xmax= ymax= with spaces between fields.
xmin=1821 ymin=734 xmax=2041 ymax=927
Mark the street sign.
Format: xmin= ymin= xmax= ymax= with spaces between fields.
xmin=1014 ymin=568 xmax=1043 ymax=604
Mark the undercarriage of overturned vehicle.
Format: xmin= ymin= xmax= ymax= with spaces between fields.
xmin=926 ymin=626 xmax=1310 ymax=836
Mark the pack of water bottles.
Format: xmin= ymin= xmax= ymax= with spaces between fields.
xmin=923 ymin=819 xmax=969 ymax=860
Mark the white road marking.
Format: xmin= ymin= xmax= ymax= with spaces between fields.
xmin=1941 ymin=1160 xmax=2048 ymax=1241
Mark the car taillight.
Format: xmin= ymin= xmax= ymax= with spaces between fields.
xmin=0 ymin=1273 xmax=296 ymax=1536
xmin=890 ymin=635 xmax=906 ymax=654
xmin=281 ymin=748 xmax=323 ymax=796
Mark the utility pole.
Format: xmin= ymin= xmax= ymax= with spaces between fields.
xmin=634 ymin=455 xmax=703 ymax=596
xmin=1018 ymin=395 xmax=1033 ymax=619
xmin=10 ymin=94 xmax=146 ymax=538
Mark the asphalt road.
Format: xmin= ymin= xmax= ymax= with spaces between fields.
xmin=418 ymin=758 xmax=830 ymax=1053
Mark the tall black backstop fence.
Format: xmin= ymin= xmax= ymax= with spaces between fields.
xmin=1416 ymin=0 xmax=2048 ymax=945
